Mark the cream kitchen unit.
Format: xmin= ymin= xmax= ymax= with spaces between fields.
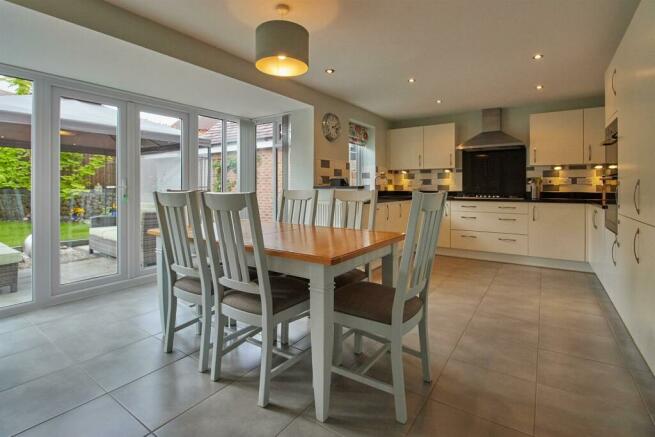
xmin=387 ymin=123 xmax=455 ymax=170
xmin=528 ymin=106 xmax=605 ymax=166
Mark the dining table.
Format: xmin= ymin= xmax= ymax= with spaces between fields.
xmin=147 ymin=221 xmax=405 ymax=422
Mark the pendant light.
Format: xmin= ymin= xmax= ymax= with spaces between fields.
xmin=255 ymin=4 xmax=309 ymax=77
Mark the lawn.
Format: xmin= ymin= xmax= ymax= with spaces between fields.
xmin=0 ymin=220 xmax=90 ymax=248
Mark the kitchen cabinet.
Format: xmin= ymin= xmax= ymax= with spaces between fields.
xmin=585 ymin=204 xmax=605 ymax=268
xmin=388 ymin=127 xmax=422 ymax=170
xmin=374 ymin=201 xmax=410 ymax=233
xmin=528 ymin=203 xmax=586 ymax=262
xmin=451 ymin=230 xmax=528 ymax=256
xmin=423 ymin=123 xmax=455 ymax=169
xmin=611 ymin=0 xmax=655 ymax=227
xmin=529 ymin=109 xmax=584 ymax=165
xmin=583 ymin=107 xmax=605 ymax=164
xmin=437 ymin=201 xmax=451 ymax=248
xmin=388 ymin=123 xmax=455 ymax=170
xmin=605 ymin=65 xmax=618 ymax=125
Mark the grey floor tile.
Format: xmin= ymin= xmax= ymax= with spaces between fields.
xmin=451 ymin=331 xmax=538 ymax=381
xmin=81 ymin=336 xmax=185 ymax=391
xmin=189 ymin=341 xmax=265 ymax=381
xmin=0 ymin=343 xmax=73 ymax=392
xmin=278 ymin=416 xmax=341 ymax=437
xmin=408 ymin=400 xmax=531 ymax=437
xmin=0 ymin=325 xmax=50 ymax=358
xmin=537 ymin=349 xmax=641 ymax=403
xmin=539 ymin=324 xmax=625 ymax=367
xmin=539 ymin=305 xmax=613 ymax=338
xmin=465 ymin=312 xmax=539 ymax=347
xmin=111 ymin=356 xmax=225 ymax=430
xmin=0 ymin=366 xmax=104 ymax=436
xmin=17 ymin=395 xmax=149 ymax=437
xmin=44 ymin=318 xmax=151 ymax=363
xmin=631 ymin=369 xmax=655 ymax=425
xmin=477 ymin=292 xmax=539 ymax=323
xmin=535 ymin=383 xmax=654 ymax=437
xmin=0 ymin=314 xmax=33 ymax=335
xmin=432 ymin=359 xmax=535 ymax=435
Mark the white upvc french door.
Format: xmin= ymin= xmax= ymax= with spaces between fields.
xmin=131 ymin=103 xmax=189 ymax=276
xmin=51 ymin=87 xmax=129 ymax=295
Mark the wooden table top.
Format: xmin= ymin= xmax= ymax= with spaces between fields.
xmin=147 ymin=222 xmax=404 ymax=266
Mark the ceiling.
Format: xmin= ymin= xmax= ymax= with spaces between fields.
xmin=103 ymin=0 xmax=639 ymax=121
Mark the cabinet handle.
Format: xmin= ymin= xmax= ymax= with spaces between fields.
xmin=533 ymin=148 xmax=537 ymax=164
xmin=634 ymin=179 xmax=641 ymax=215
xmin=449 ymin=153 xmax=453 ymax=167
xmin=399 ymin=205 xmax=402 ymax=218
xmin=588 ymin=144 xmax=592 ymax=162
xmin=498 ymin=218 xmax=517 ymax=221
xmin=633 ymin=228 xmax=640 ymax=264
xmin=611 ymin=238 xmax=619 ymax=266
xmin=498 ymin=206 xmax=516 ymax=210
xmin=611 ymin=69 xmax=616 ymax=96
xmin=461 ymin=205 xmax=477 ymax=209
xmin=386 ymin=204 xmax=389 ymax=221
xmin=418 ymin=154 xmax=422 ymax=167
xmin=461 ymin=216 xmax=477 ymax=219
xmin=498 ymin=238 xmax=517 ymax=242
xmin=461 ymin=235 xmax=477 ymax=239
xmin=592 ymin=209 xmax=598 ymax=229
xmin=532 ymin=205 xmax=537 ymax=221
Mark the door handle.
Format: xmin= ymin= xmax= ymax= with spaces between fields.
xmin=386 ymin=204 xmax=389 ymax=220
xmin=418 ymin=154 xmax=422 ymax=168
xmin=533 ymin=148 xmax=537 ymax=164
xmin=449 ymin=153 xmax=453 ymax=167
xmin=532 ymin=205 xmax=537 ymax=221
xmin=611 ymin=238 xmax=619 ymax=266
xmin=588 ymin=144 xmax=592 ymax=162
xmin=592 ymin=209 xmax=598 ymax=229
xmin=634 ymin=179 xmax=641 ymax=215
xmin=611 ymin=69 xmax=616 ymax=96
xmin=633 ymin=228 xmax=640 ymax=264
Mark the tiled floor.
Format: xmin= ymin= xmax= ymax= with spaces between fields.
xmin=1 ymin=256 xmax=654 ymax=436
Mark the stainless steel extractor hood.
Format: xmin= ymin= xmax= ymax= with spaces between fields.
xmin=457 ymin=108 xmax=525 ymax=150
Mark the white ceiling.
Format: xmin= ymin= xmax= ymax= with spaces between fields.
xmin=104 ymin=0 xmax=639 ymax=121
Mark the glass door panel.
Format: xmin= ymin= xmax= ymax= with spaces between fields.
xmin=197 ymin=115 xmax=223 ymax=191
xmin=256 ymin=122 xmax=275 ymax=222
xmin=139 ymin=110 xmax=182 ymax=269
xmin=58 ymin=96 xmax=120 ymax=285
xmin=225 ymin=121 xmax=239 ymax=192
xmin=0 ymin=74 xmax=34 ymax=306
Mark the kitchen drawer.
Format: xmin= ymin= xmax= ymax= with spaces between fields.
xmin=450 ymin=201 xmax=528 ymax=214
xmin=451 ymin=230 xmax=528 ymax=256
xmin=451 ymin=212 xmax=528 ymax=235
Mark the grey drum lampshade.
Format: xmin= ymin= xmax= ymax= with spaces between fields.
xmin=255 ymin=20 xmax=309 ymax=77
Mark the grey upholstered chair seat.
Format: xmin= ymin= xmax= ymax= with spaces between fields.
xmin=334 ymin=269 xmax=368 ymax=289
xmin=334 ymin=281 xmax=423 ymax=325
xmin=222 ymin=276 xmax=309 ymax=315
xmin=174 ymin=267 xmax=260 ymax=295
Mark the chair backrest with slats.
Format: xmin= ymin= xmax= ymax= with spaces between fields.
xmin=329 ymin=189 xmax=377 ymax=230
xmin=200 ymin=192 xmax=274 ymax=317
xmin=277 ymin=189 xmax=318 ymax=225
xmin=391 ymin=191 xmax=446 ymax=325
xmin=154 ymin=191 xmax=198 ymax=279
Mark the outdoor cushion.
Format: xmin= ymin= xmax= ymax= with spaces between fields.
xmin=334 ymin=281 xmax=423 ymax=325
xmin=0 ymin=243 xmax=22 ymax=265
xmin=89 ymin=226 xmax=118 ymax=242
xmin=222 ymin=276 xmax=308 ymax=315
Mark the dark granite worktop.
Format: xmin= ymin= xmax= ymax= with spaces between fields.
xmin=376 ymin=191 xmax=614 ymax=205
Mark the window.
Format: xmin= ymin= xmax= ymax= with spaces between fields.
xmin=0 ymin=75 xmax=33 ymax=307
xmin=348 ymin=122 xmax=370 ymax=187
xmin=255 ymin=119 xmax=286 ymax=222
xmin=197 ymin=117 xmax=239 ymax=193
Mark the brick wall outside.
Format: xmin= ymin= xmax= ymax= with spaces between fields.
xmin=256 ymin=147 xmax=275 ymax=222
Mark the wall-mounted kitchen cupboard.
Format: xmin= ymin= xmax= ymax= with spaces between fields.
xmin=529 ymin=107 xmax=605 ymax=166
xmin=387 ymin=123 xmax=455 ymax=170
xmin=609 ymin=0 xmax=655 ymax=227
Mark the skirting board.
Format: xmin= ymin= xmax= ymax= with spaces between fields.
xmin=437 ymin=247 xmax=592 ymax=272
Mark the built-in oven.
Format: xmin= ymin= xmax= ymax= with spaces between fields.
xmin=602 ymin=118 xmax=618 ymax=234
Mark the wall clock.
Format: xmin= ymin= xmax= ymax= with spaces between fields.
xmin=321 ymin=112 xmax=341 ymax=142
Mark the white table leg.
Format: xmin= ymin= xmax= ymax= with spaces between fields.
xmin=382 ymin=243 xmax=398 ymax=287
xmin=309 ymin=265 xmax=335 ymax=422
xmin=156 ymin=238 xmax=169 ymax=334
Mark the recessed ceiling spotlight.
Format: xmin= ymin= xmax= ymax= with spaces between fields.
xmin=325 ymin=68 xmax=335 ymax=74
xmin=436 ymin=99 xmax=442 ymax=104
xmin=408 ymin=78 xmax=416 ymax=83
xmin=536 ymin=84 xmax=544 ymax=90
xmin=532 ymin=53 xmax=544 ymax=60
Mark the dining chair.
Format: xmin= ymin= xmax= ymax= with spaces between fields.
xmin=154 ymin=190 xmax=214 ymax=372
xmin=199 ymin=191 xmax=311 ymax=407
xmin=331 ymin=190 xmax=447 ymax=423
xmin=277 ymin=189 xmax=318 ymax=225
